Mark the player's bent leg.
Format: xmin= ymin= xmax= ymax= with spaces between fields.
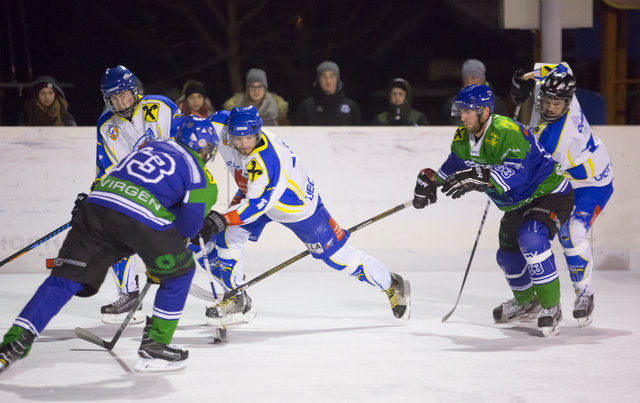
xmin=101 ymin=256 xmax=144 ymax=325
xmin=494 ymin=249 xmax=540 ymax=323
xmin=518 ymin=220 xmax=562 ymax=336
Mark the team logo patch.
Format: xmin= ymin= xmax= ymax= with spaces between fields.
xmin=246 ymin=158 xmax=264 ymax=182
xmin=143 ymin=103 xmax=159 ymax=122
xmin=108 ymin=125 xmax=119 ymax=141
xmin=305 ymin=242 xmax=324 ymax=254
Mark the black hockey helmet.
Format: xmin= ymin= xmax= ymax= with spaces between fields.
xmin=536 ymin=70 xmax=576 ymax=123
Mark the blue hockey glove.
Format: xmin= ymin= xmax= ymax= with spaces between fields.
xmin=413 ymin=168 xmax=438 ymax=209
xmin=510 ymin=69 xmax=535 ymax=105
xmin=441 ymin=167 xmax=491 ymax=199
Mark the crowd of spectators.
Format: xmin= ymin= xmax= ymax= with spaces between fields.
xmin=14 ymin=59 xmax=511 ymax=127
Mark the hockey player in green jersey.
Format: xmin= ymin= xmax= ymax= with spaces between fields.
xmin=412 ymin=84 xmax=574 ymax=336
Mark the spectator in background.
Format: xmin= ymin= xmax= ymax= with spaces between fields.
xmin=373 ymin=78 xmax=429 ymax=126
xmin=223 ymin=68 xmax=289 ymax=126
xmin=297 ymin=61 xmax=361 ymax=126
xmin=18 ymin=76 xmax=77 ymax=126
xmin=176 ymin=80 xmax=215 ymax=118
xmin=440 ymin=59 xmax=507 ymax=125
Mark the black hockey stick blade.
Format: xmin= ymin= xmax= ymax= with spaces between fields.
xmin=75 ymin=282 xmax=151 ymax=350
xmin=0 ymin=222 xmax=71 ymax=268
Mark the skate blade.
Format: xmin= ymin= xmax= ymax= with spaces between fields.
xmin=575 ymin=315 xmax=593 ymax=328
xmin=206 ymin=309 xmax=257 ymax=327
xmin=101 ymin=312 xmax=145 ymax=325
xmin=540 ymin=325 xmax=560 ymax=337
xmin=212 ymin=326 xmax=228 ymax=344
xmin=398 ymin=279 xmax=411 ymax=321
xmin=135 ymin=357 xmax=187 ymax=372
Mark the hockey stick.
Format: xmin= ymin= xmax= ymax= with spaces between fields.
xmin=441 ymin=104 xmax=523 ymax=322
xmin=198 ymin=236 xmax=227 ymax=342
xmin=0 ymin=222 xmax=71 ymax=268
xmin=216 ymin=200 xmax=413 ymax=305
xmin=74 ymin=282 xmax=151 ymax=350
xmin=441 ymin=200 xmax=490 ymax=322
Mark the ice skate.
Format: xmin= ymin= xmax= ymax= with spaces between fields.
xmin=538 ymin=304 xmax=562 ymax=337
xmin=0 ymin=328 xmax=35 ymax=374
xmin=101 ymin=290 xmax=144 ymax=325
xmin=385 ymin=272 xmax=411 ymax=320
xmin=136 ymin=316 xmax=188 ymax=372
xmin=205 ymin=290 xmax=256 ymax=327
xmin=573 ymin=294 xmax=594 ymax=328
xmin=493 ymin=297 xmax=541 ymax=323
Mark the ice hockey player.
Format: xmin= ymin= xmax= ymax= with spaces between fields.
xmin=510 ymin=62 xmax=614 ymax=327
xmin=191 ymin=105 xmax=410 ymax=326
xmin=412 ymin=84 xmax=574 ymax=336
xmin=0 ymin=116 xmax=223 ymax=374
xmin=93 ymin=65 xmax=185 ymax=324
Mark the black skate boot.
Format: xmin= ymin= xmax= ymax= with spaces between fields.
xmin=135 ymin=316 xmax=188 ymax=372
xmin=101 ymin=287 xmax=144 ymax=325
xmin=493 ymin=297 xmax=541 ymax=323
xmin=205 ymin=290 xmax=256 ymax=327
xmin=538 ymin=303 xmax=563 ymax=337
xmin=573 ymin=294 xmax=594 ymax=328
xmin=384 ymin=272 xmax=411 ymax=320
xmin=0 ymin=326 xmax=35 ymax=374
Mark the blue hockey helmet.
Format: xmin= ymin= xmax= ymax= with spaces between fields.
xmin=451 ymin=84 xmax=494 ymax=116
xmin=536 ymin=70 xmax=576 ymax=123
xmin=177 ymin=115 xmax=219 ymax=163
xmin=227 ymin=105 xmax=263 ymax=137
xmin=101 ymin=65 xmax=140 ymax=119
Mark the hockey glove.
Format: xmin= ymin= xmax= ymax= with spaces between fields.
xmin=191 ymin=210 xmax=228 ymax=245
xmin=510 ymin=69 xmax=535 ymax=105
xmin=413 ymin=168 xmax=438 ymax=209
xmin=71 ymin=192 xmax=88 ymax=217
xmin=441 ymin=166 xmax=491 ymax=199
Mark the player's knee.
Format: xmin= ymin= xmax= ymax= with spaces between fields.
xmin=518 ymin=220 xmax=551 ymax=256
xmin=496 ymin=249 xmax=526 ymax=276
xmin=559 ymin=217 xmax=588 ymax=250
xmin=322 ymin=244 xmax=356 ymax=271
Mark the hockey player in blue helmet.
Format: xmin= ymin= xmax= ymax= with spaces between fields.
xmin=89 ymin=65 xmax=185 ymax=325
xmin=0 ymin=115 xmax=224 ymax=374
xmin=413 ymin=84 xmax=575 ymax=336
xmin=192 ymin=105 xmax=411 ymax=327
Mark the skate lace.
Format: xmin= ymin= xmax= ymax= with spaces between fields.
xmin=574 ymin=295 xmax=592 ymax=311
xmin=385 ymin=281 xmax=399 ymax=307
xmin=218 ymin=293 xmax=244 ymax=315
xmin=502 ymin=299 xmax=523 ymax=315
xmin=540 ymin=305 xmax=559 ymax=317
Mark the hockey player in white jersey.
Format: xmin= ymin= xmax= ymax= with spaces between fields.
xmin=193 ymin=106 xmax=410 ymax=326
xmin=510 ymin=62 xmax=614 ymax=327
xmin=92 ymin=65 xmax=185 ymax=324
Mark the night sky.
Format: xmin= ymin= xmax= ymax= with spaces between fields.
xmin=0 ymin=1 xmax=628 ymax=126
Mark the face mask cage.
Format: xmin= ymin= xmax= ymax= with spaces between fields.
xmin=535 ymin=93 xmax=570 ymax=123
xmin=451 ymin=102 xmax=485 ymax=116
xmin=103 ymin=87 xmax=140 ymax=119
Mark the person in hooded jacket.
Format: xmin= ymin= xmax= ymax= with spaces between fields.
xmin=373 ymin=78 xmax=429 ymax=126
xmin=296 ymin=61 xmax=361 ymax=126
xmin=18 ymin=76 xmax=77 ymax=126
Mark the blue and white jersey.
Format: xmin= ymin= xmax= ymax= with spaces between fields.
xmin=95 ymin=95 xmax=185 ymax=183
xmin=209 ymin=110 xmax=319 ymax=225
xmin=529 ymin=62 xmax=613 ymax=189
xmin=87 ymin=140 xmax=218 ymax=239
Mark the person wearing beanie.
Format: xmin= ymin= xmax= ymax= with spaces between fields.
xmin=176 ymin=79 xmax=214 ymax=119
xmin=222 ymin=68 xmax=289 ymax=126
xmin=296 ymin=60 xmax=361 ymax=126
xmin=18 ymin=76 xmax=77 ymax=126
xmin=373 ymin=78 xmax=429 ymax=126
xmin=440 ymin=58 xmax=508 ymax=125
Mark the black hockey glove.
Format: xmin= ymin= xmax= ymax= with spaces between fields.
xmin=191 ymin=210 xmax=228 ymax=245
xmin=413 ymin=168 xmax=438 ymax=209
xmin=510 ymin=69 xmax=535 ymax=105
xmin=441 ymin=166 xmax=491 ymax=199
xmin=71 ymin=192 xmax=88 ymax=217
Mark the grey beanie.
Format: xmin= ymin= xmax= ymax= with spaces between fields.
xmin=461 ymin=59 xmax=486 ymax=80
xmin=316 ymin=61 xmax=340 ymax=79
xmin=246 ymin=68 xmax=268 ymax=89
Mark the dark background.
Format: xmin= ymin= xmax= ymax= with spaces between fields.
xmin=1 ymin=0 xmax=639 ymax=126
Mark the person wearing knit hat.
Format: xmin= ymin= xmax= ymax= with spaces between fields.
xmin=222 ymin=68 xmax=290 ymax=126
xmin=18 ymin=76 xmax=77 ymax=126
xmin=439 ymin=58 xmax=508 ymax=125
xmin=176 ymin=79 xmax=215 ymax=119
xmin=297 ymin=60 xmax=361 ymax=125
xmin=373 ymin=78 xmax=429 ymax=126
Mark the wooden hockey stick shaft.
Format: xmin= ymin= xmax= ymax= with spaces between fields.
xmin=0 ymin=222 xmax=71 ymax=268
xmin=74 ymin=282 xmax=151 ymax=350
xmin=218 ymin=200 xmax=413 ymax=303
